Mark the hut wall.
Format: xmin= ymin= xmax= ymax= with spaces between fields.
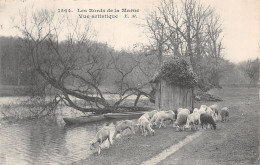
xmin=155 ymin=79 xmax=193 ymax=110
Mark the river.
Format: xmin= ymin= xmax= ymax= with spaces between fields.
xmin=0 ymin=117 xmax=118 ymax=165
xmin=0 ymin=96 xmax=144 ymax=165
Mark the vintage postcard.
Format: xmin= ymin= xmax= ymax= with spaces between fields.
xmin=0 ymin=0 xmax=259 ymax=164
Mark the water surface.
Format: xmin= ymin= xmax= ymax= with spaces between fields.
xmin=0 ymin=119 xmax=117 ymax=165
xmin=0 ymin=96 xmax=144 ymax=165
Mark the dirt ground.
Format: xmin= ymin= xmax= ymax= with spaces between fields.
xmin=73 ymin=87 xmax=259 ymax=165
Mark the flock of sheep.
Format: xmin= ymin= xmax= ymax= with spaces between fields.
xmin=89 ymin=104 xmax=229 ymax=154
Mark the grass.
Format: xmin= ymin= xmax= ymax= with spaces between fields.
xmin=73 ymin=127 xmax=193 ymax=165
xmin=160 ymin=87 xmax=260 ymax=164
xmin=73 ymin=86 xmax=260 ymax=165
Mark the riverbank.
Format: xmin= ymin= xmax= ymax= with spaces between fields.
xmin=73 ymin=86 xmax=259 ymax=165
xmin=73 ymin=125 xmax=194 ymax=165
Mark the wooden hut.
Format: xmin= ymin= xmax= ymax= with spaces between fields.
xmin=151 ymin=59 xmax=197 ymax=111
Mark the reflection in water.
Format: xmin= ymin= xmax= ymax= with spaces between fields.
xmin=0 ymin=119 xmax=118 ymax=165
xmin=0 ymin=95 xmax=144 ymax=165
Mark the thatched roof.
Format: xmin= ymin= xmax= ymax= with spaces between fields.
xmin=151 ymin=59 xmax=198 ymax=88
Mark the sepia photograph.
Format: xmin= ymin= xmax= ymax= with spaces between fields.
xmin=0 ymin=0 xmax=259 ymax=164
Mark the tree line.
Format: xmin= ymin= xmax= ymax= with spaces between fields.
xmin=1 ymin=35 xmax=257 ymax=88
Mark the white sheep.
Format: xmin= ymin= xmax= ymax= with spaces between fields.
xmin=147 ymin=110 xmax=159 ymax=119
xmin=154 ymin=110 xmax=175 ymax=128
xmin=112 ymin=120 xmax=135 ymax=140
xmin=138 ymin=110 xmax=158 ymax=132
xmin=173 ymin=109 xmax=189 ymax=131
xmin=184 ymin=111 xmax=200 ymax=130
xmin=209 ymin=104 xmax=219 ymax=115
xmin=150 ymin=111 xmax=164 ymax=126
xmin=140 ymin=110 xmax=158 ymax=121
xmin=209 ymin=104 xmax=220 ymax=120
xmin=89 ymin=126 xmax=112 ymax=155
xmin=138 ymin=116 xmax=155 ymax=136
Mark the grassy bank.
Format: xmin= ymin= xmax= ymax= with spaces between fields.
xmin=160 ymin=87 xmax=260 ymax=165
xmin=73 ymin=127 xmax=193 ymax=165
xmin=73 ymin=86 xmax=259 ymax=165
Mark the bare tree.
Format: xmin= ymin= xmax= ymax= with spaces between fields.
xmin=146 ymin=9 xmax=169 ymax=65
xmin=106 ymin=50 xmax=156 ymax=107
xmin=14 ymin=8 xmax=116 ymax=113
xmin=145 ymin=0 xmax=225 ymax=91
xmin=14 ymin=7 xmax=157 ymax=114
xmin=241 ymin=59 xmax=260 ymax=87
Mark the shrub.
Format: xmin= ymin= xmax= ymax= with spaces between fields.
xmin=153 ymin=59 xmax=198 ymax=88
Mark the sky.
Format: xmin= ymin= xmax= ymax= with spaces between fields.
xmin=0 ymin=0 xmax=259 ymax=63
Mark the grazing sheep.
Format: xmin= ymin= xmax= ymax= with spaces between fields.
xmin=112 ymin=120 xmax=135 ymax=140
xmin=209 ymin=104 xmax=220 ymax=120
xmin=205 ymin=107 xmax=217 ymax=122
xmin=154 ymin=110 xmax=175 ymax=128
xmin=200 ymin=113 xmax=216 ymax=130
xmin=150 ymin=111 xmax=164 ymax=126
xmin=141 ymin=110 xmax=159 ymax=121
xmin=173 ymin=110 xmax=189 ymax=131
xmin=138 ymin=112 xmax=152 ymax=132
xmin=184 ymin=111 xmax=200 ymax=130
xmin=89 ymin=126 xmax=112 ymax=155
xmin=209 ymin=104 xmax=219 ymax=116
xmin=147 ymin=110 xmax=159 ymax=119
xmin=220 ymin=107 xmax=229 ymax=122
xmin=138 ymin=116 xmax=155 ymax=136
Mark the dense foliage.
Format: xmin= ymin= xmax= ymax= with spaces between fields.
xmin=155 ymin=59 xmax=198 ymax=88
